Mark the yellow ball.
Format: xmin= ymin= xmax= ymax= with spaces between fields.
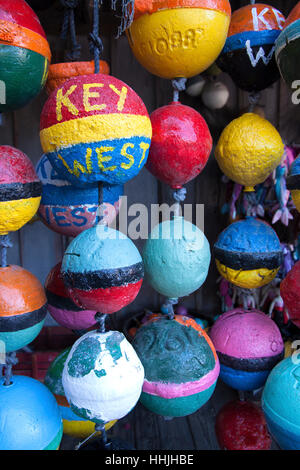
xmin=215 ymin=113 xmax=284 ymax=191
xmin=291 ymin=190 xmax=300 ymax=213
xmin=216 ymin=260 xmax=279 ymax=290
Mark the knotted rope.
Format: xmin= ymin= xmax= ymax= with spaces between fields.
xmin=172 ymin=78 xmax=187 ymax=102
xmin=0 ymin=234 xmax=12 ymax=267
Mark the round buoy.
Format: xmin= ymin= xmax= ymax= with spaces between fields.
xmin=36 ymin=154 xmax=123 ymax=237
xmin=280 ymin=260 xmax=300 ymax=328
xmin=0 ymin=146 xmax=42 ymax=234
xmin=185 ymin=75 xmax=206 ymax=97
xmin=146 ymin=102 xmax=212 ymax=189
xmin=61 ymin=226 xmax=144 ymax=313
xmin=0 ymin=375 xmax=62 ymax=450
xmin=132 ymin=314 xmax=219 ymax=417
xmin=40 ymin=74 xmax=152 ymax=187
xmin=0 ymin=265 xmax=47 ymax=352
xmin=210 ymin=309 xmax=284 ymax=391
xmin=286 ymin=155 xmax=300 ymax=213
xmin=201 ymin=81 xmax=229 ymax=110
xmin=0 ymin=0 xmax=51 ymax=112
xmin=62 ymin=330 xmax=144 ymax=423
xmin=214 ymin=217 xmax=283 ymax=289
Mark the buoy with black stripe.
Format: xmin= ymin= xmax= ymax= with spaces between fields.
xmin=0 ymin=146 xmax=42 ymax=234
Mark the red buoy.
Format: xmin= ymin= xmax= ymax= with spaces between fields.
xmin=280 ymin=261 xmax=300 ymax=328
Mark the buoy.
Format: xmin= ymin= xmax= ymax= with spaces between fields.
xmin=286 ymin=155 xmax=300 ymax=213
xmin=61 ymin=226 xmax=144 ymax=313
xmin=146 ymin=102 xmax=212 ymax=189
xmin=210 ymin=309 xmax=284 ymax=391
xmin=215 ymin=113 xmax=284 ymax=192
xmin=44 ymin=348 xmax=117 ymax=438
xmin=280 ymin=260 xmax=300 ymax=328
xmin=185 ymin=75 xmax=206 ymax=97
xmin=217 ymin=4 xmax=285 ymax=92
xmin=62 ymin=330 xmax=144 ymax=423
xmin=0 ymin=0 xmax=51 ymax=112
xmin=40 ymin=74 xmax=152 ymax=187
xmin=0 ymin=265 xmax=47 ymax=352
xmin=132 ymin=314 xmax=219 ymax=417
xmin=262 ymin=357 xmax=300 ymax=450
xmin=36 ymin=154 xmax=123 ymax=237
xmin=143 ymin=216 xmax=210 ymax=298
xmin=0 ymin=146 xmax=42 ymax=235
xmin=214 ymin=217 xmax=283 ymax=289
xmin=0 ymin=375 xmax=62 ymax=450
xmin=201 ymin=80 xmax=229 ymax=109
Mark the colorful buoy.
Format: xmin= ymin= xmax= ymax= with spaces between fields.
xmin=0 ymin=146 xmax=42 ymax=235
xmin=40 ymin=74 xmax=152 ymax=187
xmin=36 ymin=154 xmax=123 ymax=237
xmin=146 ymin=102 xmax=212 ymax=189
xmin=0 ymin=375 xmax=63 ymax=450
xmin=214 ymin=217 xmax=283 ymax=289
xmin=286 ymin=155 xmax=300 ymax=213
xmin=0 ymin=0 xmax=51 ymax=112
xmin=210 ymin=309 xmax=284 ymax=391
xmin=280 ymin=260 xmax=300 ymax=329
xmin=61 ymin=226 xmax=144 ymax=314
xmin=126 ymin=0 xmax=231 ymax=79
xmin=0 ymin=265 xmax=47 ymax=352
xmin=132 ymin=314 xmax=219 ymax=417
xmin=62 ymin=330 xmax=144 ymax=423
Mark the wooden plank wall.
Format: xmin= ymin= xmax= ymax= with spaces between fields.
xmin=0 ymin=0 xmax=299 ymax=329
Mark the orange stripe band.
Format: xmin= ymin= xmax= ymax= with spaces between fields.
xmin=134 ymin=0 xmax=231 ymax=19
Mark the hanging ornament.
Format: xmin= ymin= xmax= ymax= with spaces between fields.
xmin=215 ymin=113 xmax=284 ymax=193
xmin=0 ymin=0 xmax=51 ymax=112
xmin=146 ymin=102 xmax=212 ymax=189
xmin=61 ymin=226 xmax=144 ymax=313
xmin=280 ymin=260 xmax=300 ymax=329
xmin=275 ymin=2 xmax=300 ymax=88
xmin=36 ymin=154 xmax=123 ymax=237
xmin=201 ymin=80 xmax=229 ymax=110
xmin=40 ymin=74 xmax=152 ymax=187
xmin=210 ymin=309 xmax=284 ymax=391
xmin=0 ymin=146 xmax=42 ymax=235
xmin=132 ymin=314 xmax=219 ymax=417
xmin=0 ymin=375 xmax=62 ymax=450
xmin=287 ymin=155 xmax=300 ymax=214
xmin=262 ymin=357 xmax=300 ymax=450
xmin=44 ymin=348 xmax=117 ymax=438
xmin=214 ymin=217 xmax=283 ymax=289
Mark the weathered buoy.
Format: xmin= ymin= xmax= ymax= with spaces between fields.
xmin=126 ymin=0 xmax=231 ymax=79
xmin=146 ymin=102 xmax=212 ymax=189
xmin=280 ymin=260 xmax=300 ymax=328
xmin=61 ymin=226 xmax=144 ymax=313
xmin=217 ymin=4 xmax=285 ymax=92
xmin=36 ymin=154 xmax=123 ymax=237
xmin=143 ymin=216 xmax=210 ymax=298
xmin=0 ymin=146 xmax=42 ymax=234
xmin=0 ymin=0 xmax=51 ymax=112
xmin=215 ymin=113 xmax=284 ymax=192
xmin=286 ymin=155 xmax=300 ymax=213
xmin=262 ymin=357 xmax=300 ymax=450
xmin=44 ymin=348 xmax=116 ymax=438
xmin=210 ymin=309 xmax=284 ymax=391
xmin=0 ymin=265 xmax=47 ymax=352
xmin=62 ymin=330 xmax=144 ymax=423
xmin=0 ymin=375 xmax=63 ymax=450
xmin=214 ymin=217 xmax=283 ymax=289
xmin=201 ymin=80 xmax=229 ymax=110
xmin=40 ymin=74 xmax=152 ymax=187
xmin=132 ymin=314 xmax=219 ymax=417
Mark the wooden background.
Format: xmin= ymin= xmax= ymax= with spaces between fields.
xmin=0 ymin=0 xmax=299 ymax=329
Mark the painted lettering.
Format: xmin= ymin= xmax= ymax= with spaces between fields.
xmin=245 ymin=40 xmax=275 ymax=67
xmin=120 ymin=143 xmax=135 ymax=169
xmin=83 ymin=83 xmax=106 ymax=112
xmin=71 ymin=208 xmax=88 ymax=227
xmin=109 ymin=84 xmax=128 ymax=111
xmin=138 ymin=142 xmax=150 ymax=168
xmin=52 ymin=207 xmax=71 ymax=227
xmin=57 ymin=153 xmax=89 ymax=178
xmin=56 ymin=85 xmax=79 ymax=121
xmin=96 ymin=146 xmax=117 ymax=172
xmin=272 ymin=8 xmax=285 ymax=30
xmin=252 ymin=7 xmax=272 ymax=31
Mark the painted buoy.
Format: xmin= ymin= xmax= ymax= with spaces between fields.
xmin=0 ymin=0 xmax=51 ymax=112
xmin=0 ymin=375 xmax=62 ymax=450
xmin=132 ymin=314 xmax=219 ymax=417
xmin=44 ymin=348 xmax=116 ymax=438
xmin=0 ymin=265 xmax=47 ymax=352
xmin=0 ymin=146 xmax=42 ymax=234
xmin=201 ymin=81 xmax=229 ymax=110
xmin=262 ymin=357 xmax=300 ymax=450
xmin=61 ymin=226 xmax=144 ymax=313
xmin=45 ymin=263 xmax=97 ymax=331
xmin=214 ymin=217 xmax=283 ymax=289
xmin=62 ymin=330 xmax=144 ymax=423
xmin=36 ymin=154 xmax=123 ymax=237
xmin=40 ymin=74 xmax=152 ymax=187
xmin=217 ymin=4 xmax=285 ymax=92
xmin=275 ymin=3 xmax=300 ymax=88
xmin=286 ymin=155 xmax=300 ymax=213
xmin=146 ymin=102 xmax=212 ymax=189
xmin=215 ymin=113 xmax=284 ymax=192
xmin=143 ymin=216 xmax=211 ymax=298
xmin=210 ymin=309 xmax=284 ymax=391
xmin=216 ymin=400 xmax=271 ymax=450
xmin=126 ymin=0 xmax=231 ymax=79
xmin=280 ymin=260 xmax=300 ymax=329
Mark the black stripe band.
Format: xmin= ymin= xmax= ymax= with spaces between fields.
xmin=287 ymin=175 xmax=300 ymax=190
xmin=46 ymin=289 xmax=82 ymax=312
xmin=214 ymin=246 xmax=283 ymax=271
xmin=218 ymin=350 xmax=284 ymax=372
xmin=0 ymin=303 xmax=47 ymax=332
xmin=0 ymin=181 xmax=42 ymax=202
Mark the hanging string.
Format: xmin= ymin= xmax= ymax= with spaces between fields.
xmin=113 ymin=0 xmax=135 ymax=38
xmin=248 ymin=91 xmax=261 ymax=112
xmin=172 ymin=187 xmax=187 ymax=217
xmin=172 ymin=78 xmax=187 ymax=102
xmin=162 ymin=298 xmax=178 ymax=320
xmin=95 ymin=312 xmax=107 ymax=332
xmin=60 ymin=0 xmax=81 ymax=61
xmin=0 ymin=234 xmax=12 ymax=268
xmin=75 ymin=423 xmax=110 ymax=450
xmin=89 ymin=0 xmax=103 ymax=74
xmin=3 ymin=352 xmax=18 ymax=386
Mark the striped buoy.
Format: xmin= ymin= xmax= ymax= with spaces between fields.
xmin=286 ymin=155 xmax=300 ymax=213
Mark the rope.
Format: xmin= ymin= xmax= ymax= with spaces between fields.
xmin=172 ymin=187 xmax=186 ymax=217
xmin=89 ymin=0 xmax=103 ymax=73
xmin=0 ymin=235 xmax=12 ymax=268
xmin=60 ymin=0 xmax=81 ymax=61
xmin=250 ymin=0 xmax=256 ymax=4
xmin=3 ymin=352 xmax=18 ymax=386
xmin=75 ymin=423 xmax=110 ymax=450
xmin=172 ymin=78 xmax=187 ymax=102
xmin=162 ymin=298 xmax=178 ymax=320
xmin=95 ymin=312 xmax=107 ymax=333
xmin=112 ymin=0 xmax=135 ymax=38
xmin=248 ymin=91 xmax=261 ymax=112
